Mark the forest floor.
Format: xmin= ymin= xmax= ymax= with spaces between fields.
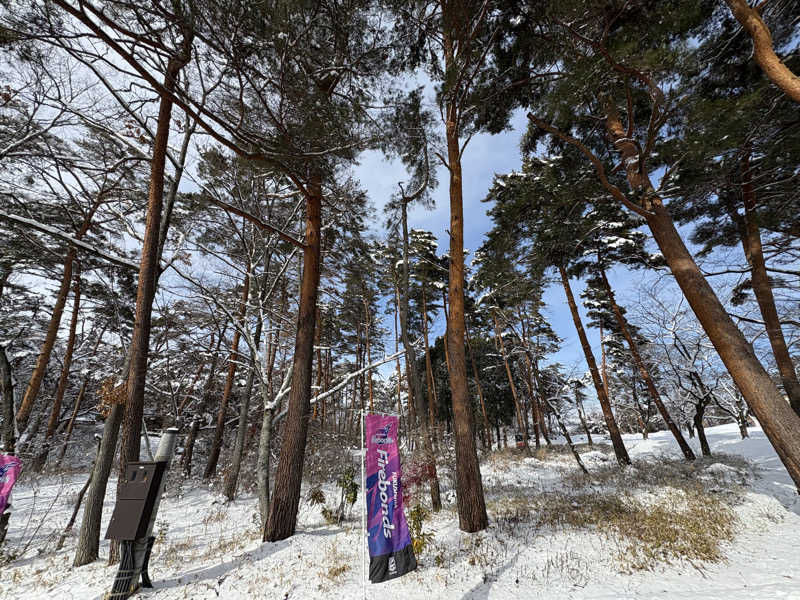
xmin=2 ymin=422 xmax=799 ymax=599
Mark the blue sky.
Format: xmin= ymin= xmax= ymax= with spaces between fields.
xmin=353 ymin=109 xmax=642 ymax=379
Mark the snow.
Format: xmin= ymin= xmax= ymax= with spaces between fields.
xmin=3 ymin=423 xmax=799 ymax=599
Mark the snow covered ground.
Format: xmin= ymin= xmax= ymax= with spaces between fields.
xmin=2 ymin=422 xmax=799 ymax=599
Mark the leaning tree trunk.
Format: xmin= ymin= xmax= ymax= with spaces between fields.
xmin=604 ymin=104 xmax=800 ymax=491
xmin=34 ymin=266 xmax=82 ymax=471
xmin=558 ymin=265 xmax=630 ymax=466
xmin=16 ymin=191 xmax=105 ymax=433
xmin=738 ymin=152 xmax=800 ymax=416
xmin=16 ymin=249 xmax=75 ymax=433
xmin=724 ymin=0 xmax=800 ymax=104
xmin=73 ymin=402 xmax=123 ymax=566
xmin=205 ymin=270 xmax=250 ymax=479
xmin=263 ymin=179 xmax=322 ymax=543
xmin=444 ymin=98 xmax=488 ymax=532
xmin=398 ymin=200 xmax=442 ymax=512
xmin=118 ymin=46 xmax=192 ymax=503
xmin=599 ymin=268 xmax=695 ymax=460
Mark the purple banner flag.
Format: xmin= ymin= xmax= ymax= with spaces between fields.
xmin=365 ymin=414 xmax=416 ymax=583
xmin=0 ymin=454 xmax=21 ymax=514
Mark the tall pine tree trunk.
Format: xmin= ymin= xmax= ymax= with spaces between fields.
xmin=558 ymin=265 xmax=630 ymax=466
xmin=444 ymin=100 xmax=487 ymax=532
xmin=263 ymin=178 xmax=322 ymax=542
xmin=604 ymin=103 xmax=800 ymax=490
xmin=738 ymin=152 xmax=800 ymax=416
xmin=398 ymin=200 xmax=441 ymax=511
xmin=598 ymin=268 xmax=695 ymax=460
xmin=16 ymin=249 xmax=75 ymax=432
xmin=118 ymin=45 xmax=192 ymax=498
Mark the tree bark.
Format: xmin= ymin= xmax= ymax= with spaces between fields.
xmin=574 ymin=387 xmax=592 ymax=446
xmin=16 ymin=249 xmax=75 ymax=432
xmin=465 ymin=322 xmax=491 ymax=449
xmin=263 ymin=178 xmax=322 ymax=542
xmin=724 ymin=0 xmax=800 ymax=104
xmin=558 ymin=265 xmax=630 ymax=465
xmin=35 ymin=266 xmax=83 ymax=470
xmin=444 ymin=108 xmax=488 ymax=532
xmin=118 ymin=47 xmax=191 ymax=496
xmin=0 ymin=345 xmax=15 ymax=454
xmin=738 ymin=152 xmax=800 ymax=416
xmin=598 ymin=268 xmax=695 ymax=460
xmin=604 ymin=103 xmax=800 ymax=490
xmin=694 ymin=404 xmax=711 ymax=457
xmin=397 ymin=200 xmax=442 ymax=511
xmin=494 ymin=313 xmax=529 ymax=452
xmin=223 ymin=291 xmax=263 ymax=500
xmin=204 ymin=270 xmax=250 ymax=479
xmin=73 ymin=402 xmax=122 ymax=566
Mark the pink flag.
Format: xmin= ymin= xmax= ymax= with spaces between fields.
xmin=0 ymin=454 xmax=21 ymax=513
xmin=365 ymin=414 xmax=416 ymax=583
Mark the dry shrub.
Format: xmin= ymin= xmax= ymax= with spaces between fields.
xmin=487 ymin=455 xmax=743 ymax=571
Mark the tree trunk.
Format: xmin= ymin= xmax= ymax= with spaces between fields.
xmin=0 ymin=345 xmax=15 ymax=454
xmin=118 ymin=48 xmax=191 ymax=498
xmin=558 ymin=265 xmax=630 ymax=466
xmin=444 ymin=105 xmax=487 ymax=532
xmin=422 ymin=287 xmax=438 ymax=435
xmin=205 ymin=270 xmax=250 ymax=479
xmin=183 ymin=331 xmax=223 ymax=476
xmin=465 ymin=322 xmax=491 ymax=450
xmin=494 ymin=313 xmax=529 ymax=453
xmin=223 ymin=298 xmax=263 ymax=500
xmin=263 ymin=179 xmax=322 ymax=542
xmin=573 ymin=387 xmax=592 ymax=446
xmin=604 ymin=102 xmax=800 ymax=489
xmin=16 ymin=249 xmax=75 ymax=432
xmin=694 ymin=405 xmax=711 ymax=457
xmin=397 ymin=200 xmax=441 ymax=512
xmin=73 ymin=402 xmax=123 ymax=566
xmin=738 ymin=153 xmax=800 ymax=416
xmin=599 ymin=268 xmax=695 ymax=460
xmin=724 ymin=0 xmax=800 ymax=104
xmin=33 ymin=266 xmax=83 ymax=471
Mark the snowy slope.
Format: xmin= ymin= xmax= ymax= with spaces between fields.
xmin=2 ymin=423 xmax=799 ymax=600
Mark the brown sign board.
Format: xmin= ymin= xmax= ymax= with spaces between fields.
xmin=105 ymin=461 xmax=167 ymax=541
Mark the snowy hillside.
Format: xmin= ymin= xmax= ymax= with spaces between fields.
xmin=2 ymin=423 xmax=799 ymax=600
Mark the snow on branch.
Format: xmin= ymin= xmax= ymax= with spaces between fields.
xmin=0 ymin=210 xmax=140 ymax=270
xmin=273 ymin=349 xmax=405 ymax=425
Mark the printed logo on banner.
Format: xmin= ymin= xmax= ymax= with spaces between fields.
xmin=365 ymin=414 xmax=417 ymax=584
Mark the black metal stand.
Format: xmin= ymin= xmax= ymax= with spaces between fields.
xmin=107 ymin=540 xmax=139 ymax=599
xmin=140 ymin=536 xmax=156 ymax=588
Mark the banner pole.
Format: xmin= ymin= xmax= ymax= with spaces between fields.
xmin=360 ymin=408 xmax=367 ymax=600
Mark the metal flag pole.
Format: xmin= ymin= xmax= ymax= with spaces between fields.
xmin=360 ymin=409 xmax=367 ymax=600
